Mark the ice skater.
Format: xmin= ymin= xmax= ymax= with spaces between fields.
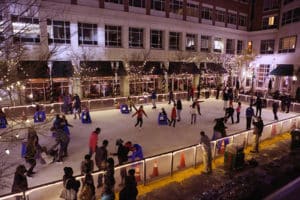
xmin=236 ymin=102 xmax=241 ymax=123
xmin=132 ymin=105 xmax=148 ymax=130
xmin=169 ymin=104 xmax=177 ymax=127
xmin=190 ymin=102 xmax=197 ymax=125
xmin=176 ymin=98 xmax=182 ymax=121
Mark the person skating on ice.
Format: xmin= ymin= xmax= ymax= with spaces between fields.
xmin=132 ymin=105 xmax=148 ymax=130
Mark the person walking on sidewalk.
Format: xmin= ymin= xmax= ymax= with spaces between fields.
xmin=132 ymin=105 xmax=148 ymax=130
xmin=176 ymin=98 xmax=182 ymax=121
xmin=245 ymin=104 xmax=254 ymax=130
xmin=190 ymin=102 xmax=197 ymax=125
xmin=95 ymin=140 xmax=108 ymax=188
xmin=236 ymin=102 xmax=241 ymax=123
xmin=89 ymin=128 xmax=101 ymax=156
xmin=169 ymin=104 xmax=177 ymax=127
xmin=151 ymin=90 xmax=157 ymax=109
xmin=200 ymin=131 xmax=212 ymax=174
xmin=272 ymin=101 xmax=279 ymax=120
xmin=251 ymin=116 xmax=264 ymax=153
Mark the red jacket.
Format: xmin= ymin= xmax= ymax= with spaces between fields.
xmin=171 ymin=107 xmax=177 ymax=119
xmin=89 ymin=132 xmax=98 ymax=153
xmin=132 ymin=109 xmax=147 ymax=119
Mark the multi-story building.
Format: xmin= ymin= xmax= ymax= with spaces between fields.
xmin=0 ymin=0 xmax=299 ymax=103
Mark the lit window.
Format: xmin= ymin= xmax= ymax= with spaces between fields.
xmin=47 ymin=19 xmax=70 ymax=44
xmin=213 ymin=37 xmax=223 ymax=53
xmin=186 ymin=3 xmax=199 ymax=17
xmin=11 ymin=15 xmax=40 ymax=43
xmin=186 ymin=34 xmax=197 ymax=51
xmin=247 ymin=41 xmax=252 ymax=54
xmin=268 ymin=16 xmax=274 ymax=25
xmin=279 ymin=35 xmax=297 ymax=53
xmin=78 ymin=23 xmax=97 ymax=45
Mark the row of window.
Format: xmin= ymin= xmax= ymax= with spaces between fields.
xmin=260 ymin=35 xmax=297 ymax=54
xmin=281 ymin=7 xmax=300 ymax=26
xmin=2 ymin=17 xmax=297 ymax=55
xmin=108 ymin=0 xmax=248 ymax=27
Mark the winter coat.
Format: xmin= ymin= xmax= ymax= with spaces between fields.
xmin=272 ymin=102 xmax=279 ymax=112
xmin=253 ymin=120 xmax=264 ymax=136
xmin=132 ymin=109 xmax=147 ymax=119
xmin=119 ymin=182 xmax=138 ymax=200
xmin=55 ymin=129 xmax=70 ymax=144
xmin=80 ymin=160 xmax=94 ymax=175
xmin=89 ymin=132 xmax=98 ymax=153
xmin=176 ymin=100 xmax=182 ymax=110
xmin=115 ymin=145 xmax=129 ymax=165
xmin=254 ymin=98 xmax=262 ymax=109
xmin=25 ymin=142 xmax=36 ymax=160
xmin=104 ymin=165 xmax=115 ymax=188
xmin=171 ymin=107 xmax=177 ymax=119
xmin=12 ymin=172 xmax=28 ymax=193
xmin=151 ymin=92 xmax=157 ymax=99
xmin=95 ymin=146 xmax=108 ymax=168
xmin=246 ymin=107 xmax=254 ymax=118
xmin=79 ymin=183 xmax=95 ymax=200
xmin=63 ymin=175 xmax=81 ymax=193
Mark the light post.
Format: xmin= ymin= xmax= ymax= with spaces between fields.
xmin=47 ymin=61 xmax=53 ymax=103
xmin=111 ymin=61 xmax=119 ymax=97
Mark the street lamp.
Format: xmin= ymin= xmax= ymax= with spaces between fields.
xmin=47 ymin=61 xmax=53 ymax=103
xmin=111 ymin=61 xmax=119 ymax=97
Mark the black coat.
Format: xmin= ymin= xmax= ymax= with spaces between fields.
xmin=12 ymin=173 xmax=28 ymax=193
xmin=176 ymin=100 xmax=182 ymax=110
xmin=119 ymin=185 xmax=138 ymax=200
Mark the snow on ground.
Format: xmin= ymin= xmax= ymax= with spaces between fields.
xmin=0 ymin=98 xmax=297 ymax=197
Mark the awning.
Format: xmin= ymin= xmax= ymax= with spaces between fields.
xmin=168 ymin=62 xmax=199 ymax=74
xmin=80 ymin=61 xmax=126 ymax=77
xmin=18 ymin=61 xmax=49 ymax=79
xmin=129 ymin=61 xmax=164 ymax=75
xmin=269 ymin=64 xmax=294 ymax=76
xmin=52 ymin=61 xmax=73 ymax=78
xmin=206 ymin=63 xmax=227 ymax=74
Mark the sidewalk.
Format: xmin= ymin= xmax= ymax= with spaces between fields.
xmin=131 ymin=132 xmax=300 ymax=200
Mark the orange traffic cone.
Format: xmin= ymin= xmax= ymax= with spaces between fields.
xmin=219 ymin=140 xmax=226 ymax=154
xmin=177 ymin=153 xmax=186 ymax=169
xmin=150 ymin=161 xmax=159 ymax=178
xmin=135 ymin=166 xmax=141 ymax=182
xmin=271 ymin=124 xmax=277 ymax=136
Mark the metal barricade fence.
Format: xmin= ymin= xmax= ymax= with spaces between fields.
xmin=1 ymin=117 xmax=300 ymax=200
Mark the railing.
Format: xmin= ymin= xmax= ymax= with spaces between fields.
xmin=1 ymin=92 xmax=189 ymax=119
xmin=2 ymin=92 xmax=300 ymax=119
xmin=1 ymin=114 xmax=299 ymax=200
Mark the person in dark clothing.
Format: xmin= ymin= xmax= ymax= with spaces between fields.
xmin=53 ymin=114 xmax=63 ymax=130
xmin=224 ymin=105 xmax=235 ymax=124
xmin=236 ymin=102 xmax=241 ymax=123
xmin=104 ymin=158 xmax=116 ymax=193
xmin=216 ymin=85 xmax=220 ymax=100
xmin=52 ymin=129 xmax=70 ymax=162
xmin=251 ymin=117 xmax=264 ymax=153
xmin=95 ymin=140 xmax=108 ymax=188
xmin=253 ymin=96 xmax=262 ymax=117
xmin=12 ymin=165 xmax=28 ymax=200
xmin=101 ymin=186 xmax=115 ymax=200
xmin=296 ymin=87 xmax=300 ymax=103
xmin=119 ymin=169 xmax=138 ymax=200
xmin=80 ymin=154 xmax=94 ymax=175
xmin=61 ymin=115 xmax=73 ymax=136
xmin=25 ymin=137 xmax=37 ymax=177
xmin=72 ymin=94 xmax=81 ymax=119
xmin=151 ymin=90 xmax=157 ymax=109
xmin=213 ymin=117 xmax=227 ymax=139
xmin=0 ymin=108 xmax=8 ymax=126
xmin=112 ymin=139 xmax=130 ymax=186
xmin=176 ymin=98 xmax=182 ymax=121
xmin=272 ymin=101 xmax=279 ymax=120
xmin=245 ymin=104 xmax=254 ymax=130
xmin=79 ymin=173 xmax=95 ymax=200
xmin=62 ymin=167 xmax=80 ymax=200
xmin=168 ymin=90 xmax=175 ymax=104
xmin=285 ymin=95 xmax=291 ymax=113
